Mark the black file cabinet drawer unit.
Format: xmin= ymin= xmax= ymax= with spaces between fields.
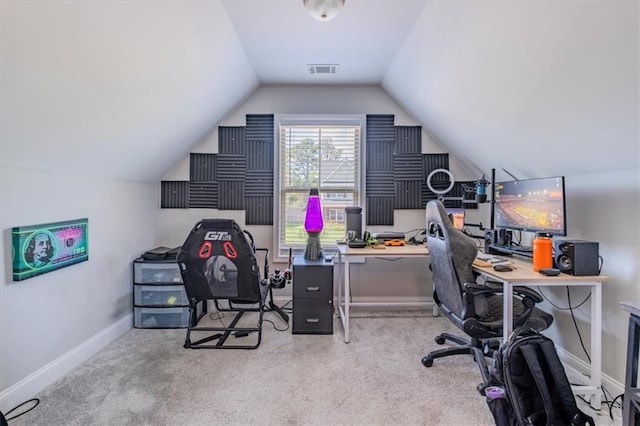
xmin=292 ymin=257 xmax=334 ymax=334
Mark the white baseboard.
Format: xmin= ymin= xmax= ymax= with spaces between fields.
xmin=272 ymin=295 xmax=434 ymax=309
xmin=555 ymin=346 xmax=623 ymax=399
xmin=0 ymin=314 xmax=132 ymax=413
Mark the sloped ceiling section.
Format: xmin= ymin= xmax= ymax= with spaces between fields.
xmin=1 ymin=1 xmax=258 ymax=182
xmin=383 ymin=1 xmax=639 ymax=180
xmin=221 ymin=0 xmax=427 ymax=85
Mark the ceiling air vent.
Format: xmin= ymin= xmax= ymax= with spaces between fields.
xmin=308 ymin=64 xmax=339 ymax=75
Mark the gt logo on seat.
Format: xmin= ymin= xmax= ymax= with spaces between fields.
xmin=204 ymin=231 xmax=231 ymax=241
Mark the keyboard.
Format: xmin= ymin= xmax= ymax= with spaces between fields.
xmin=475 ymin=253 xmax=511 ymax=265
xmin=489 ymin=244 xmax=534 ymax=258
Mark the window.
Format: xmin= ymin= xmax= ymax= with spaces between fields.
xmin=275 ymin=115 xmax=364 ymax=258
xmin=328 ymin=209 xmax=345 ymax=222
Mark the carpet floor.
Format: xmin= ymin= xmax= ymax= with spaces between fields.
xmin=9 ymin=310 xmax=619 ymax=425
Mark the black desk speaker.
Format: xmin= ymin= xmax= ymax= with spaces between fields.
xmin=553 ymin=240 xmax=599 ymax=276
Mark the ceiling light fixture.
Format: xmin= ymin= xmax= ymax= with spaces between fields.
xmin=303 ymin=0 xmax=345 ymax=22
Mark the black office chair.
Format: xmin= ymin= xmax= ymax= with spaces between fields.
xmin=177 ymin=219 xmax=287 ymax=349
xmin=422 ymin=200 xmax=553 ymax=388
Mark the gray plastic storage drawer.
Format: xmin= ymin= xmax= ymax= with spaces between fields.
xmin=134 ymin=306 xmax=191 ymax=328
xmin=134 ymin=284 xmax=188 ymax=307
xmin=134 ymin=261 xmax=182 ymax=284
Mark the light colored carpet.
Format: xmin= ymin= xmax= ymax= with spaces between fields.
xmin=10 ymin=310 xmax=619 ymax=425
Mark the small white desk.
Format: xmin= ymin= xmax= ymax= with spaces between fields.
xmin=473 ymin=257 xmax=609 ymax=409
xmin=335 ymin=244 xmax=431 ymax=343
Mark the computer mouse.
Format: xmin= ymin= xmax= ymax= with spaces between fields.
xmin=493 ymin=264 xmax=514 ymax=272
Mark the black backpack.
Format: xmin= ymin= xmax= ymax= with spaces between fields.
xmin=490 ymin=327 xmax=595 ymax=426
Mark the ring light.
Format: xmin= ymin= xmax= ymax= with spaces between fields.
xmin=426 ymin=168 xmax=455 ymax=195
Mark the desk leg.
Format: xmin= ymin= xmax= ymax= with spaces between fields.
xmin=503 ymin=280 xmax=514 ymax=339
xmin=336 ymin=251 xmax=346 ymax=343
xmin=589 ymin=282 xmax=602 ymax=409
xmin=343 ymin=258 xmax=350 ymax=343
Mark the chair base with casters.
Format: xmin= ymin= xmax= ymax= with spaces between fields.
xmin=421 ymin=333 xmax=498 ymax=391
xmin=178 ymin=219 xmax=289 ymax=349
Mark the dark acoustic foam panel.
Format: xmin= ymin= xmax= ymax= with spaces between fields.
xmin=160 ymin=181 xmax=188 ymax=208
xmin=393 ymin=154 xmax=423 ymax=181
xmin=246 ymin=114 xmax=274 ymax=142
xmin=219 ymin=127 xmax=246 ymax=155
xmin=394 ymin=126 xmax=422 ymax=154
xmin=246 ymin=140 xmax=274 ymax=170
xmin=245 ymin=197 xmax=273 ymax=225
xmin=217 ymin=181 xmax=245 ymax=210
xmin=366 ymin=140 xmax=394 ymax=171
xmin=188 ymin=182 xmax=218 ymax=209
xmin=190 ymin=153 xmax=216 ymax=182
xmin=366 ymin=197 xmax=394 ymax=226
xmin=395 ymin=181 xmax=422 ymax=209
xmin=366 ymin=170 xmax=395 ymax=197
xmin=366 ymin=115 xmax=395 ymax=141
xmin=245 ymin=170 xmax=273 ymax=196
xmin=216 ymin=154 xmax=246 ymax=181
xmin=423 ymin=154 xmax=450 ymax=180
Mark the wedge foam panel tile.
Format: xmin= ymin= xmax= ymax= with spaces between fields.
xmin=219 ymin=127 xmax=246 ymax=155
xmin=217 ymin=181 xmax=245 ymax=210
xmin=216 ymin=154 xmax=246 ymax=181
xmin=245 ymin=197 xmax=273 ymax=225
xmin=394 ymin=126 xmax=422 ymax=154
xmin=366 ymin=115 xmax=395 ymax=141
xmin=190 ymin=153 xmax=216 ymax=182
xmin=394 ymin=181 xmax=422 ymax=209
xmin=188 ymin=182 xmax=218 ymax=209
xmin=246 ymin=114 xmax=274 ymax=142
xmin=366 ymin=197 xmax=394 ymax=226
xmin=160 ymin=181 xmax=188 ymax=208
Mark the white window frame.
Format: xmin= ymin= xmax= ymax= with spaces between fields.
xmin=273 ymin=114 xmax=366 ymax=261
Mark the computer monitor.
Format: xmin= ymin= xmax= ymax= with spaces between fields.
xmin=493 ymin=176 xmax=567 ymax=236
xmin=446 ymin=208 xmax=465 ymax=231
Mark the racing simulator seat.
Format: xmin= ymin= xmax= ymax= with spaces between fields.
xmin=177 ymin=219 xmax=288 ymax=349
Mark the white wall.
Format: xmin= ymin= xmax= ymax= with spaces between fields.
xmin=546 ymin=168 xmax=639 ymax=387
xmin=159 ymin=84 xmax=477 ymax=301
xmin=0 ymin=166 xmax=159 ymax=410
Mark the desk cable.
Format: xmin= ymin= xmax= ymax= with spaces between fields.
xmin=1 ymin=398 xmax=40 ymax=423
xmin=537 ymin=285 xmax=622 ymax=419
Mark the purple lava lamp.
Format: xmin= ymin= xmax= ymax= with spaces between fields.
xmin=304 ymin=188 xmax=324 ymax=260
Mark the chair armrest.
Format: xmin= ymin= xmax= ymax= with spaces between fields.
xmin=464 ymin=282 xmax=501 ymax=296
xmin=465 ymin=281 xmax=543 ymax=304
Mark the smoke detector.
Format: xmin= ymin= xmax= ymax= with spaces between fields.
xmin=308 ymin=64 xmax=339 ymax=75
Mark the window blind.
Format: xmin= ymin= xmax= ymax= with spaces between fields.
xmin=278 ymin=125 xmax=361 ymax=255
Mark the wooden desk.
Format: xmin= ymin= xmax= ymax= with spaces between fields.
xmin=620 ymin=301 xmax=640 ymax=426
xmin=335 ymin=244 xmax=430 ymax=343
xmin=473 ymin=256 xmax=609 ymax=409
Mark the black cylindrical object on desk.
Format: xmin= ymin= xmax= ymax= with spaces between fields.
xmin=345 ymin=206 xmax=363 ymax=240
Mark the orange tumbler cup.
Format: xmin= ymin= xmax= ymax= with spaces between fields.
xmin=532 ymin=232 xmax=553 ymax=272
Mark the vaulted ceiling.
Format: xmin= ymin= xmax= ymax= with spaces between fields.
xmin=1 ymin=1 xmax=637 ymax=182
